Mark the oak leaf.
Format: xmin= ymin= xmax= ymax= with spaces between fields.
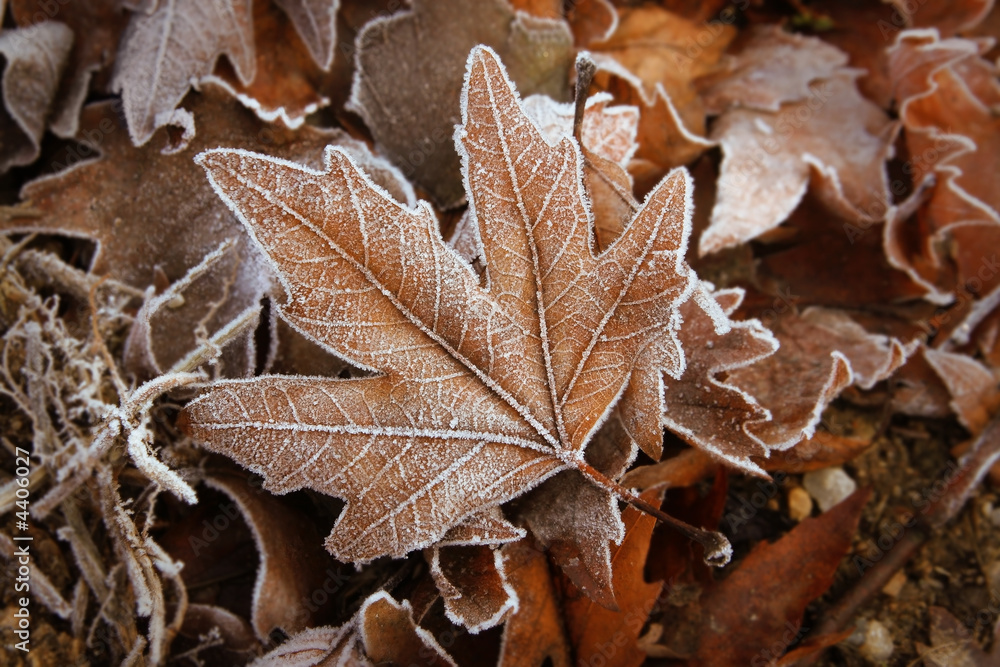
xmin=181 ymin=46 xmax=697 ymax=563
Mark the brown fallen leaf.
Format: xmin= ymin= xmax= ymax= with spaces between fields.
xmin=111 ymin=0 xmax=256 ymax=147
xmin=697 ymin=25 xmax=848 ymax=115
xmin=359 ymin=592 xmax=456 ymax=667
xmin=730 ymin=307 xmax=912 ymax=449
xmin=562 ymin=490 xmax=664 ymax=667
xmin=5 ymin=85 xmax=407 ymax=375
xmin=181 ymin=47 xmax=709 ymax=566
xmin=924 ymin=347 xmax=1000 ymax=434
xmin=0 ymin=21 xmax=72 ymax=173
xmin=347 ymin=0 xmax=574 ymax=207
xmin=620 ymin=282 xmax=778 ymax=473
xmin=884 ymin=31 xmax=1000 ymax=302
xmin=566 ymin=0 xmax=617 ymax=46
xmin=272 ymin=0 xmax=339 ymax=70
xmin=11 ymin=0 xmax=127 ymax=138
xmin=700 ymin=69 xmax=897 ymax=255
xmin=657 ymin=488 xmax=870 ymax=665
xmin=425 ymin=544 xmax=517 ymax=633
xmin=498 ymin=539 xmax=572 ymax=667
xmin=201 ymin=471 xmax=336 ymax=641
xmin=208 ymin=0 xmax=331 ymax=129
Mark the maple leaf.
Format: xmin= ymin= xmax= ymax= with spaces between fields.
xmin=181 ymin=46 xmax=713 ymax=565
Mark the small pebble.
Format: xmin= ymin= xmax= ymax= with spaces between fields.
xmin=803 ymin=467 xmax=857 ymax=512
xmin=787 ymin=487 xmax=813 ymax=522
xmin=858 ymin=619 xmax=894 ymax=663
xmin=881 ymin=570 xmax=907 ymax=598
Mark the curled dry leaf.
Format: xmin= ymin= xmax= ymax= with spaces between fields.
xmin=588 ymin=5 xmax=732 ymax=177
xmin=0 ymin=21 xmax=72 ymax=173
xmin=273 ymin=0 xmax=340 ymax=70
xmin=729 ymin=307 xmax=912 ymax=449
xmin=700 ymin=69 xmax=897 ymax=255
xmin=884 ymin=30 xmax=1000 ymax=302
xmin=111 ymin=0 xmax=255 ymax=147
xmin=182 ymin=47 xmax=699 ymax=565
xmin=887 ymin=0 xmax=995 ymax=37
xmin=918 ymin=605 xmax=1000 ymax=667
xmin=924 ymin=347 xmax=1000 ymax=434
xmin=201 ymin=471 xmax=336 ymax=641
xmin=11 ymin=0 xmax=128 ymax=138
xmin=426 ymin=544 xmax=517 ymax=633
xmin=347 ymin=0 xmax=574 ymax=208
xmin=358 ymin=591 xmax=456 ymax=667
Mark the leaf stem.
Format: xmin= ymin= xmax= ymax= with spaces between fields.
xmin=575 ymin=460 xmax=733 ymax=567
xmin=573 ymin=52 xmax=597 ymax=143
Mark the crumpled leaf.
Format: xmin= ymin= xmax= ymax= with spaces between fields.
xmin=347 ymin=0 xmax=574 ymax=208
xmin=180 ymin=603 xmax=258 ymax=653
xmin=620 ymin=282 xmax=778 ymax=472
xmin=700 ymin=67 xmax=897 ymax=255
xmin=4 ymin=85 xmax=408 ymax=375
xmin=729 ymin=307 xmax=912 ymax=449
xmin=655 ymin=488 xmax=869 ymax=664
xmin=11 ymin=0 xmax=127 ymax=138
xmin=202 ymin=471 xmax=336 ymax=641
xmin=0 ymin=21 xmax=72 ymax=173
xmin=924 ymin=347 xmax=1000 ymax=434
xmin=182 ymin=47 xmax=697 ymax=564
xmin=111 ymin=0 xmax=255 ymax=147
xmin=884 ymin=30 xmax=1000 ymax=302
xmin=562 ymin=490 xmax=663 ymax=667
xmin=566 ymin=0 xmax=617 ymax=46
xmin=426 ymin=544 xmax=517 ymax=633
xmin=498 ymin=539 xmax=572 ymax=667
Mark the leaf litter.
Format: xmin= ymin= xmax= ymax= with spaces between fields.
xmin=1 ymin=2 xmax=999 ymax=666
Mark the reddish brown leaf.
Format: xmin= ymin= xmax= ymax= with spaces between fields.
xmin=924 ymin=347 xmax=1000 ymax=434
xmin=562 ymin=491 xmax=664 ymax=667
xmin=426 ymin=544 xmax=516 ymax=633
xmin=667 ymin=488 xmax=870 ymax=665
xmin=499 ymin=539 xmax=572 ymax=667
xmin=359 ymin=592 xmax=456 ymax=667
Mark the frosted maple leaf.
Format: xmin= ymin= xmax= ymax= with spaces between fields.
xmin=181 ymin=46 xmax=730 ymax=565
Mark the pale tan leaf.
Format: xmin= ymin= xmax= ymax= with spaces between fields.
xmin=250 ymin=624 xmax=369 ymax=667
xmin=273 ymin=0 xmax=339 ymax=69
xmin=924 ymin=347 xmax=1000 ymax=434
xmin=111 ymin=0 xmax=255 ymax=146
xmin=182 ymin=47 xmax=696 ymax=565
xmin=0 ymin=21 xmax=72 ymax=172
xmin=700 ymin=72 xmax=897 ymax=255
xmin=697 ymin=25 xmax=849 ymax=114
